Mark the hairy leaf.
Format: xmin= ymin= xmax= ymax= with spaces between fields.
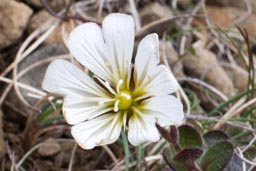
xmin=201 ymin=141 xmax=233 ymax=171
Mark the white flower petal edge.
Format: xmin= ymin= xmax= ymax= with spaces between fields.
xmin=102 ymin=13 xmax=135 ymax=82
xmin=141 ymin=96 xmax=184 ymax=127
xmin=134 ymin=34 xmax=179 ymax=96
xmin=63 ymin=95 xmax=114 ymax=125
xmin=42 ymin=59 xmax=113 ymax=125
xmin=134 ymin=33 xmax=159 ymax=84
xmin=71 ymin=114 xmax=123 ymax=149
xmin=68 ymin=23 xmax=113 ymax=83
xmin=42 ymin=59 xmax=108 ymax=97
xmin=69 ymin=13 xmax=134 ymax=85
xmin=128 ymin=113 xmax=160 ymax=146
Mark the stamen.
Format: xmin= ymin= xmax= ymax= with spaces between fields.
xmin=98 ymin=98 xmax=115 ymax=105
xmin=116 ymin=79 xmax=124 ymax=94
xmin=96 ymin=78 xmax=116 ymax=95
xmin=114 ymin=100 xmax=120 ymax=112
xmin=105 ymin=81 xmax=117 ymax=95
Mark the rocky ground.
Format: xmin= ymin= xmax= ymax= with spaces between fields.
xmin=0 ymin=0 xmax=255 ymax=170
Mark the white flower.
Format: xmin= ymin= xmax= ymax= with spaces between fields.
xmin=42 ymin=13 xmax=184 ymax=149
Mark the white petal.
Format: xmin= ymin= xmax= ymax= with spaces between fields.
xmin=68 ymin=23 xmax=113 ymax=83
xmin=42 ymin=59 xmax=108 ymax=97
xmin=134 ymin=34 xmax=179 ymax=96
xmin=134 ymin=33 xmax=159 ymax=84
xmin=71 ymin=114 xmax=123 ymax=149
xmin=128 ymin=112 xmax=160 ymax=146
xmin=141 ymin=96 xmax=184 ymax=126
xmin=143 ymin=65 xmax=179 ymax=96
xmin=63 ymin=95 xmax=114 ymax=125
xmin=102 ymin=13 xmax=134 ymax=83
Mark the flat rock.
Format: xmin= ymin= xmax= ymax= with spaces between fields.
xmin=5 ymin=44 xmax=67 ymax=116
xmin=228 ymin=67 xmax=248 ymax=93
xmin=183 ymin=47 xmax=234 ymax=97
xmin=38 ymin=139 xmax=61 ymax=157
xmin=204 ymin=6 xmax=256 ymax=38
xmin=28 ymin=10 xmax=62 ymax=44
xmin=25 ymin=0 xmax=67 ymax=12
xmin=206 ymin=0 xmax=256 ymax=14
xmin=0 ymin=0 xmax=33 ymax=49
xmin=139 ymin=2 xmax=174 ymax=26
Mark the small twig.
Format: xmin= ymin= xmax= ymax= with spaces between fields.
xmin=16 ymin=142 xmax=45 ymax=168
xmin=214 ymin=97 xmax=256 ymax=129
xmin=143 ymin=157 xmax=149 ymax=171
xmin=128 ymin=0 xmax=141 ymax=31
xmin=236 ymin=147 xmax=256 ymax=166
xmin=41 ymin=0 xmax=101 ymax=24
xmin=68 ymin=143 xmax=78 ymax=171
xmin=0 ymin=54 xmax=68 ymax=109
xmin=186 ymin=114 xmax=256 ymax=133
xmin=0 ymin=18 xmax=59 ymax=77
xmin=16 ymin=139 xmax=74 ymax=169
xmin=102 ymin=145 xmax=118 ymax=164
xmin=11 ymin=20 xmax=60 ymax=108
xmin=40 ymin=0 xmax=65 ymax=20
xmin=241 ymin=134 xmax=256 ymax=152
xmin=178 ymin=77 xmax=228 ymax=101
xmin=0 ymin=77 xmax=46 ymax=96
xmin=97 ymin=0 xmax=105 ymax=19
xmin=234 ymin=0 xmax=253 ymax=24
xmin=236 ymin=148 xmax=247 ymax=171
xmin=6 ymin=141 xmax=17 ymax=171
xmin=213 ymin=97 xmax=246 ymax=129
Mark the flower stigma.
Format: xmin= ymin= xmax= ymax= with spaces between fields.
xmin=113 ymin=79 xmax=133 ymax=112
xmin=115 ymin=90 xmax=133 ymax=111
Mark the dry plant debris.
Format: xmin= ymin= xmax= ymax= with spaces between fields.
xmin=0 ymin=0 xmax=255 ymax=170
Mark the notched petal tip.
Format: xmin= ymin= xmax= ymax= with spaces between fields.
xmin=68 ymin=22 xmax=99 ymax=45
xmin=103 ymin=13 xmax=134 ymax=25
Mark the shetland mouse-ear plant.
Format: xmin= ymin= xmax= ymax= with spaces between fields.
xmin=156 ymin=124 xmax=234 ymax=171
xmin=42 ymin=13 xmax=184 ymax=150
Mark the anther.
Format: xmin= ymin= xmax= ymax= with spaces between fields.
xmin=114 ymin=100 xmax=120 ymax=112
xmin=116 ymin=79 xmax=124 ymax=94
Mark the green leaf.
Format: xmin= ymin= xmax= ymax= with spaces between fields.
xmin=173 ymin=148 xmax=203 ymax=163
xmin=203 ymin=130 xmax=228 ymax=149
xmin=178 ymin=125 xmax=202 ymax=149
xmin=173 ymin=148 xmax=203 ymax=170
xmin=163 ymin=148 xmax=187 ymax=171
xmin=38 ymin=103 xmax=63 ymax=124
xmin=201 ymin=141 xmax=233 ymax=171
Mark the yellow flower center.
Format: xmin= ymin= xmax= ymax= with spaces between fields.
xmin=115 ymin=90 xmax=133 ymax=110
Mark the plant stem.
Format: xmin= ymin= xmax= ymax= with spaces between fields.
xmin=121 ymin=129 xmax=130 ymax=171
xmin=136 ymin=144 xmax=143 ymax=171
